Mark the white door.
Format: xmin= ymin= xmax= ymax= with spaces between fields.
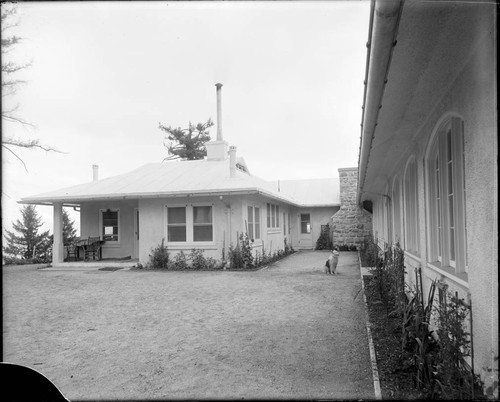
xmin=298 ymin=213 xmax=313 ymax=249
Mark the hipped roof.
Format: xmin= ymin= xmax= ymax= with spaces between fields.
xmin=21 ymin=159 xmax=340 ymax=208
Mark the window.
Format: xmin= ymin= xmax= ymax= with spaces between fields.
xmin=283 ymin=212 xmax=286 ymax=235
xmin=300 ymin=214 xmax=311 ymax=234
xmin=166 ymin=204 xmax=214 ymax=244
xmin=102 ymin=209 xmax=119 ymax=241
xmin=266 ymin=203 xmax=280 ymax=229
xmin=167 ymin=207 xmax=187 ymax=242
xmin=404 ymin=158 xmax=420 ymax=255
xmin=193 ymin=206 xmax=213 ymax=242
xmin=392 ymin=177 xmax=402 ymax=245
xmin=427 ymin=117 xmax=467 ymax=272
xmin=247 ymin=206 xmax=261 ymax=241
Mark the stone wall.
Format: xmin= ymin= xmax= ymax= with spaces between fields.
xmin=330 ymin=167 xmax=372 ymax=249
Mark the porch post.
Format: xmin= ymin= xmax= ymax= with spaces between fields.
xmin=53 ymin=202 xmax=64 ymax=264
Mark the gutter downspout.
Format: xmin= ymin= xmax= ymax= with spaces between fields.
xmin=357 ymin=0 xmax=404 ymax=204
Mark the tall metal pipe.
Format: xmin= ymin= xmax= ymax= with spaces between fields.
xmin=215 ymin=83 xmax=223 ymax=141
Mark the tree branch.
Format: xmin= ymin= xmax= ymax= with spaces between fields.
xmin=2 ymin=144 xmax=28 ymax=172
xmin=2 ymin=137 xmax=63 ymax=153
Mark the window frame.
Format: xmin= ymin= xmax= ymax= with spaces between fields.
xmin=165 ymin=203 xmax=215 ymax=246
xmin=192 ymin=205 xmax=214 ymax=243
xmin=247 ymin=205 xmax=261 ymax=242
xmin=300 ymin=213 xmax=311 ymax=234
xmin=266 ymin=202 xmax=281 ymax=231
xmin=391 ymin=176 xmax=403 ymax=245
xmin=426 ymin=116 xmax=467 ymax=274
xmin=99 ymin=209 xmax=120 ymax=244
xmin=403 ymin=157 xmax=420 ymax=256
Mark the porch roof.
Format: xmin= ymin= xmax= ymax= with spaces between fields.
xmin=20 ymin=159 xmax=339 ymax=208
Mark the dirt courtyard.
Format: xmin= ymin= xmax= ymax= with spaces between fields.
xmin=3 ymin=251 xmax=374 ymax=400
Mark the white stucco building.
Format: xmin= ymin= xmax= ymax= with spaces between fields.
xmin=21 ymin=85 xmax=342 ymax=266
xmin=358 ymin=0 xmax=497 ymax=397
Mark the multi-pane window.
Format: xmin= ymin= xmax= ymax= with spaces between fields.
xmin=193 ymin=206 xmax=213 ymax=242
xmin=404 ymin=158 xmax=420 ymax=255
xmin=300 ymin=213 xmax=311 ymax=234
xmin=427 ymin=117 xmax=467 ymax=272
xmin=266 ymin=203 xmax=280 ymax=229
xmin=167 ymin=207 xmax=187 ymax=242
xmin=102 ymin=209 xmax=119 ymax=241
xmin=166 ymin=205 xmax=213 ymax=243
xmin=392 ymin=178 xmax=402 ymax=245
xmin=247 ymin=206 xmax=261 ymax=241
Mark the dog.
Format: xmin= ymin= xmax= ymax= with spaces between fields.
xmin=324 ymin=258 xmax=331 ymax=274
xmin=325 ymin=247 xmax=340 ymax=275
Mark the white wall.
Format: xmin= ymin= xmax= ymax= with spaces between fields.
xmin=368 ymin=8 xmax=497 ymax=392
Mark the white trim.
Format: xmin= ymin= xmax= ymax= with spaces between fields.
xmin=424 ymin=115 xmax=467 ymax=276
xmin=403 ymin=156 xmax=419 ymax=255
xmin=426 ymin=262 xmax=469 ymax=289
xmin=246 ymin=204 xmax=261 ymax=242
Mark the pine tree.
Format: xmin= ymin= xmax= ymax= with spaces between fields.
xmin=3 ymin=204 xmax=52 ymax=262
xmin=62 ymin=208 xmax=77 ymax=244
xmin=158 ymin=118 xmax=213 ymax=161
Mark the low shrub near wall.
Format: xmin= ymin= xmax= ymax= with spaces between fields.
xmin=143 ymin=236 xmax=296 ymax=271
xmin=363 ymin=240 xmax=485 ymax=399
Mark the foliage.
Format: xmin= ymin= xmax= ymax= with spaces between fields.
xmin=401 ymin=272 xmax=438 ymax=392
xmin=315 ymin=224 xmax=333 ymax=250
xmin=365 ymin=244 xmax=485 ymax=399
xmin=433 ymin=290 xmax=483 ymax=399
xmin=159 ymin=118 xmax=213 ymax=161
xmin=1 ymin=4 xmax=59 ymax=169
xmin=229 ymin=233 xmax=254 ymax=269
xmin=367 ymin=243 xmax=406 ymax=317
xmin=147 ymin=239 xmax=169 ymax=269
xmin=170 ymin=251 xmax=189 ymax=270
xmin=334 ymin=244 xmax=358 ymax=251
xmin=3 ymin=204 xmax=52 ymax=262
xmin=360 ymin=233 xmax=379 ymax=267
xmin=62 ymin=208 xmax=77 ymax=244
xmin=189 ymin=249 xmax=219 ymax=270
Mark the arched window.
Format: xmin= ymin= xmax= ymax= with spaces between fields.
xmin=392 ymin=176 xmax=402 ymax=245
xmin=404 ymin=157 xmax=419 ymax=255
xmin=427 ymin=116 xmax=467 ymax=272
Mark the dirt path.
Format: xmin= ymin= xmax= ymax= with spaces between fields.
xmin=3 ymin=251 xmax=374 ymax=400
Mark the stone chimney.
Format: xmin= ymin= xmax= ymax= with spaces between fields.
xmin=206 ymin=83 xmax=228 ymax=161
xmin=92 ymin=164 xmax=99 ymax=182
xmin=330 ymin=167 xmax=372 ymax=249
xmin=229 ymin=146 xmax=237 ymax=177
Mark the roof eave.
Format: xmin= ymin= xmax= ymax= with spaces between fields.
xmin=357 ymin=0 xmax=404 ymax=204
xmin=20 ymin=187 xmax=303 ymax=207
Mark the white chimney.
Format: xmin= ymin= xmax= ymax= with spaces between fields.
xmin=206 ymin=83 xmax=228 ymax=161
xmin=92 ymin=164 xmax=99 ymax=182
xmin=229 ymin=146 xmax=237 ymax=177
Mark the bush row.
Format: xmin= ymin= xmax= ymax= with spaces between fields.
xmin=142 ymin=236 xmax=295 ymax=271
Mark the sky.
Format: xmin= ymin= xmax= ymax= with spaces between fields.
xmin=2 ymin=1 xmax=370 ymax=237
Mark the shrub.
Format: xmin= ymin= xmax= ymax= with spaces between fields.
xmin=360 ymin=234 xmax=379 ymax=267
xmin=189 ymin=249 xmax=206 ymax=270
xmin=171 ymin=251 xmax=188 ymax=270
xmin=147 ymin=239 xmax=170 ymax=269
xmin=228 ymin=233 xmax=254 ymax=269
xmin=315 ymin=226 xmax=333 ymax=250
